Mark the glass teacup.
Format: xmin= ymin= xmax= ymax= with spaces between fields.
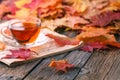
xmin=1 ymin=18 xmax=41 ymax=48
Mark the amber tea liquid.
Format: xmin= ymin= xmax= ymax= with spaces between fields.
xmin=10 ymin=22 xmax=40 ymax=44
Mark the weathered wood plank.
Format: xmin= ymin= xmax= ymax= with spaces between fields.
xmin=23 ymin=51 xmax=69 ymax=80
xmin=24 ymin=50 xmax=91 ymax=80
xmin=74 ymin=49 xmax=120 ymax=80
xmin=0 ymin=59 xmax=42 ymax=80
xmin=104 ymin=49 xmax=120 ymax=80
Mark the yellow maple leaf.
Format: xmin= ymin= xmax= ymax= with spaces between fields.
xmin=103 ymin=0 xmax=120 ymax=11
xmin=15 ymin=0 xmax=32 ymax=8
xmin=8 ymin=8 xmax=36 ymax=20
xmin=110 ymin=1 xmax=120 ymax=8
xmin=72 ymin=0 xmax=88 ymax=13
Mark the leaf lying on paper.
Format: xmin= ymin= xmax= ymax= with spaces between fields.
xmin=46 ymin=33 xmax=80 ymax=46
xmin=49 ymin=59 xmax=74 ymax=72
xmin=2 ymin=48 xmax=31 ymax=60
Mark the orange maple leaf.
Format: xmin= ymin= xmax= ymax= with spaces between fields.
xmin=76 ymin=27 xmax=109 ymax=40
xmin=0 ymin=4 xmax=10 ymax=19
xmin=49 ymin=59 xmax=74 ymax=72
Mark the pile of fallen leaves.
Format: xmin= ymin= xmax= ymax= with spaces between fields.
xmin=0 ymin=0 xmax=120 ymax=52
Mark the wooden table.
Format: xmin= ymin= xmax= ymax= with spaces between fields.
xmin=0 ymin=19 xmax=119 ymax=80
xmin=0 ymin=35 xmax=119 ymax=80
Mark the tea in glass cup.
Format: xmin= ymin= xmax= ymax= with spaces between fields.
xmin=1 ymin=18 xmax=41 ymax=47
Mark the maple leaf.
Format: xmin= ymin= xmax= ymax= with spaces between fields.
xmin=111 ymin=0 xmax=120 ymax=7
xmin=49 ymin=59 xmax=74 ymax=72
xmin=76 ymin=27 xmax=109 ymax=40
xmin=80 ymin=34 xmax=120 ymax=52
xmin=46 ymin=33 xmax=80 ymax=46
xmin=104 ymin=41 xmax=120 ymax=48
xmin=89 ymin=11 xmax=120 ymax=27
xmin=5 ymin=0 xmax=37 ymax=19
xmin=106 ymin=25 xmax=120 ymax=34
xmin=14 ymin=0 xmax=31 ymax=8
xmin=81 ymin=42 xmax=107 ymax=52
xmin=7 ymin=8 xmax=30 ymax=19
xmin=23 ymin=0 xmax=40 ymax=10
xmin=0 ymin=4 xmax=10 ymax=19
xmin=24 ymin=0 xmax=62 ymax=19
xmin=24 ymin=0 xmax=61 ymax=10
xmin=64 ymin=16 xmax=89 ymax=29
xmin=113 ymin=21 xmax=120 ymax=34
xmin=108 ymin=1 xmax=120 ymax=10
xmin=42 ymin=16 xmax=89 ymax=31
xmin=3 ymin=48 xmax=31 ymax=60
xmin=72 ymin=0 xmax=88 ymax=13
xmin=5 ymin=0 xmax=19 ymax=15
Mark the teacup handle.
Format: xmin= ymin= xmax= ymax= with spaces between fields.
xmin=1 ymin=26 xmax=13 ymax=40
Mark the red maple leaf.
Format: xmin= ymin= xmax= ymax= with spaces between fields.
xmin=89 ymin=11 xmax=120 ymax=27
xmin=5 ymin=0 xmax=19 ymax=15
xmin=80 ymin=34 xmax=120 ymax=52
xmin=49 ymin=59 xmax=74 ymax=73
xmin=23 ymin=0 xmax=40 ymax=10
xmin=81 ymin=42 xmax=107 ymax=52
xmin=3 ymin=48 xmax=31 ymax=60
xmin=46 ymin=33 xmax=80 ymax=46
xmin=0 ymin=4 xmax=10 ymax=19
xmin=24 ymin=0 xmax=61 ymax=10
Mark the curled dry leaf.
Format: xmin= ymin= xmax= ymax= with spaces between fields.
xmin=49 ymin=59 xmax=74 ymax=72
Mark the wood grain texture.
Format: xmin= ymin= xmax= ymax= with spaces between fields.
xmin=75 ymin=49 xmax=120 ymax=80
xmin=24 ymin=50 xmax=91 ymax=80
xmin=74 ymin=34 xmax=120 ymax=80
xmin=0 ymin=59 xmax=42 ymax=80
